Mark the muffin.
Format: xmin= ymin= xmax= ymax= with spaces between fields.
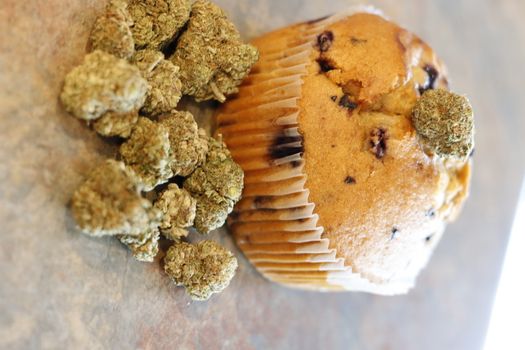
xmin=216 ymin=8 xmax=473 ymax=294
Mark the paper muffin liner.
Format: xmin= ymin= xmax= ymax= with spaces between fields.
xmin=216 ymin=8 xmax=408 ymax=294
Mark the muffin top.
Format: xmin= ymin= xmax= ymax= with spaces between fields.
xmin=298 ymin=13 xmax=471 ymax=284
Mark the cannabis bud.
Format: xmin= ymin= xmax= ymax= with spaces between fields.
xmin=164 ymin=240 xmax=238 ymax=300
xmin=184 ymin=136 xmax=243 ymax=233
xmin=71 ymin=159 xmax=154 ymax=236
xmin=92 ymin=110 xmax=139 ymax=138
xmin=412 ymin=89 xmax=474 ymax=160
xmin=118 ymin=226 xmax=161 ymax=262
xmin=159 ymin=111 xmax=209 ymax=176
xmin=170 ymin=0 xmax=259 ymax=102
xmin=120 ymin=117 xmax=173 ymax=191
xmin=60 ymin=50 xmax=147 ymax=121
xmin=132 ymin=50 xmax=183 ymax=116
xmin=129 ymin=0 xmax=191 ymax=50
xmin=154 ymin=184 xmax=197 ymax=240
xmin=89 ymin=0 xmax=135 ymax=59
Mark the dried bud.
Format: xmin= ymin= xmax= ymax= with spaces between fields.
xmin=132 ymin=49 xmax=165 ymax=74
xmin=60 ymin=50 xmax=148 ymax=120
xmin=118 ymin=226 xmax=160 ymax=262
xmin=170 ymin=0 xmax=259 ymax=102
xmin=159 ymin=111 xmax=208 ymax=176
xmin=71 ymin=160 xmax=153 ymax=236
xmin=89 ymin=0 xmax=135 ymax=59
xmin=154 ymin=184 xmax=196 ymax=240
xmin=129 ymin=0 xmax=191 ymax=50
xmin=412 ymin=89 xmax=474 ymax=159
xmin=183 ymin=136 xmax=243 ymax=234
xmin=120 ymin=117 xmax=173 ymax=190
xmin=92 ymin=110 xmax=139 ymax=138
xmin=192 ymin=191 xmax=234 ymax=234
xmin=164 ymin=240 xmax=238 ymax=300
xmin=133 ymin=50 xmax=183 ymax=116
xmin=184 ymin=137 xmax=243 ymax=202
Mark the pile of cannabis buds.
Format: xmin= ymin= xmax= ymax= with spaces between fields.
xmin=61 ymin=0 xmax=259 ymax=301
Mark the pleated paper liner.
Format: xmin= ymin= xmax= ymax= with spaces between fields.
xmin=217 ymin=8 xmax=407 ymax=294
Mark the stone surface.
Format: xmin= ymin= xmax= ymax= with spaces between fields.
xmin=1 ymin=0 xmax=525 ymax=349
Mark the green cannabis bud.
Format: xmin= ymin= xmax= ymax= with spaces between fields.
xmin=170 ymin=0 xmax=259 ymax=102
xmin=192 ymin=191 xmax=234 ymax=234
xmin=164 ymin=240 xmax=238 ymax=300
xmin=60 ymin=50 xmax=148 ymax=120
xmin=412 ymin=89 xmax=474 ymax=159
xmin=71 ymin=159 xmax=154 ymax=236
xmin=118 ymin=226 xmax=161 ymax=262
xmin=120 ymin=117 xmax=173 ymax=191
xmin=92 ymin=110 xmax=139 ymax=138
xmin=132 ymin=49 xmax=164 ymax=73
xmin=184 ymin=136 xmax=243 ymax=233
xmin=154 ymin=184 xmax=196 ymax=240
xmin=89 ymin=0 xmax=135 ymax=59
xmin=159 ymin=111 xmax=208 ymax=176
xmin=129 ymin=0 xmax=191 ymax=50
xmin=133 ymin=50 xmax=183 ymax=116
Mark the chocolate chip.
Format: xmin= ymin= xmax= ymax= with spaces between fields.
xmin=317 ymin=58 xmax=335 ymax=72
xmin=351 ymin=37 xmax=367 ymax=45
xmin=317 ymin=31 xmax=334 ymax=52
xmin=330 ymin=95 xmax=337 ymax=102
xmin=344 ymin=176 xmax=356 ymax=184
xmin=425 ymin=208 xmax=436 ymax=218
xmin=418 ymin=64 xmax=439 ymax=95
xmin=370 ymin=128 xmax=387 ymax=159
xmin=339 ymin=94 xmax=357 ymax=110
xmin=391 ymin=227 xmax=399 ymax=240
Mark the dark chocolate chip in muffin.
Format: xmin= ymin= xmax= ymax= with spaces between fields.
xmin=425 ymin=208 xmax=436 ymax=218
xmin=339 ymin=94 xmax=357 ymax=110
xmin=418 ymin=64 xmax=439 ymax=95
xmin=370 ymin=128 xmax=387 ymax=159
xmin=391 ymin=227 xmax=399 ymax=240
xmin=330 ymin=95 xmax=337 ymax=102
xmin=344 ymin=176 xmax=356 ymax=184
xmin=317 ymin=31 xmax=334 ymax=52
xmin=317 ymin=58 xmax=335 ymax=72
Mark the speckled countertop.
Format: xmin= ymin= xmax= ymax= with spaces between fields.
xmin=1 ymin=1 xmax=525 ymax=349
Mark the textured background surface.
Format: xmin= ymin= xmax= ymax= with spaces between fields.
xmin=1 ymin=0 xmax=524 ymax=349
